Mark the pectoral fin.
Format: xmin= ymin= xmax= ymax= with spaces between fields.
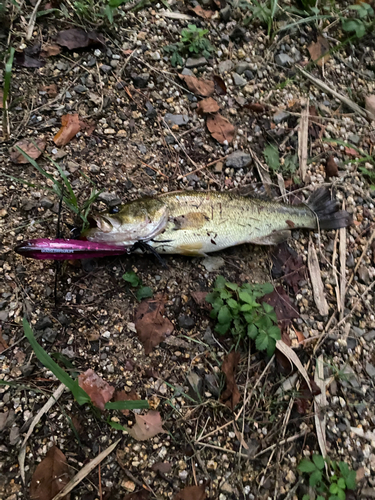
xmin=250 ymin=230 xmax=291 ymax=246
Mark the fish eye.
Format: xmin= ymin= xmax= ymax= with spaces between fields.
xmin=109 ymin=206 xmax=120 ymax=214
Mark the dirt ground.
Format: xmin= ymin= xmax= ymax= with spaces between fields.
xmin=1 ymin=0 xmax=375 ymax=499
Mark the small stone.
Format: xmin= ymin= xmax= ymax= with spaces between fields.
xmin=358 ymin=265 xmax=370 ymax=284
xmin=100 ymin=64 xmax=112 ymax=73
xmin=42 ymin=328 xmax=58 ymax=343
xmin=225 ymin=150 xmax=251 ymax=169
xmin=351 ymin=326 xmax=365 ymax=337
xmin=179 ymin=470 xmax=188 ymax=480
xmin=145 ymin=101 xmax=157 ymax=118
xmin=0 ymin=208 xmax=7 ymax=217
xmin=164 ymin=114 xmax=189 ymax=126
xmin=137 ymin=32 xmax=147 ymax=40
xmin=0 ymin=310 xmax=9 ymax=321
xmin=94 ymin=49 xmax=102 ymax=57
xmin=131 ymin=73 xmax=150 ymax=88
xmin=40 ymin=197 xmax=54 ymax=209
xmin=186 ymin=371 xmax=203 ymax=401
xmin=178 ymin=315 xmax=195 ymax=329
xmin=110 ymin=59 xmax=119 ymax=68
xmin=365 ymin=362 xmax=375 ymax=379
xmin=220 ymin=4 xmax=231 ymax=22
xmin=202 ymin=255 xmax=225 ymax=271
xmin=185 ymin=57 xmax=207 ymax=68
xmin=207 ymin=460 xmax=218 ymax=470
xmin=98 ymin=192 xmax=118 ymax=204
xmin=286 ymin=470 xmax=296 ymax=483
xmin=104 ymin=128 xmax=116 ymax=135
xmin=275 ymin=53 xmax=295 ymax=66
xmin=347 ymin=253 xmax=355 ymax=267
xmin=89 ymin=164 xmax=100 ymax=173
xmin=73 ymin=84 xmax=87 ymax=94
xmin=244 ymin=69 xmax=254 ymax=80
xmin=235 ymin=62 xmax=249 ymax=75
xmin=218 ymin=60 xmax=233 ymax=74
xmin=121 ymin=480 xmax=135 ymax=492
xmin=35 ymin=316 xmax=53 ymax=330
xmin=232 ymin=72 xmax=247 ymax=86
xmin=150 ymin=51 xmax=160 ymax=60
xmin=9 ymin=426 xmax=20 ymax=446
xmin=364 ymin=330 xmax=375 ymax=341
xmin=221 ymin=482 xmax=233 ymax=494
xmin=117 ymin=130 xmax=127 ymax=137
xmin=230 ymin=26 xmax=245 ymax=41
xmin=181 ymin=68 xmax=194 ymax=76
xmin=213 ymin=161 xmax=223 ymax=173
xmin=348 ymin=133 xmax=360 ymax=145
xmin=273 ymin=110 xmax=290 ymax=124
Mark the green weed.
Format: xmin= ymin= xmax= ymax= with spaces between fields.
xmin=341 ymin=3 xmax=374 ymax=38
xmin=164 ymin=24 xmax=214 ymax=67
xmin=298 ymin=454 xmax=356 ymax=500
xmin=263 ymin=143 xmax=299 ymax=179
xmin=123 ymin=270 xmax=153 ymax=301
xmin=205 ymin=276 xmax=281 ymax=355
xmin=241 ymin=0 xmax=279 ymax=37
xmin=2 ymin=47 xmax=15 ymax=140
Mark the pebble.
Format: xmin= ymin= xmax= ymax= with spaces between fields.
xmin=218 ymin=60 xmax=233 ymax=74
xmin=232 ymin=72 xmax=247 ymax=86
xmin=100 ymin=64 xmax=112 ymax=73
xmin=150 ymin=51 xmax=161 ymax=60
xmin=273 ymin=110 xmax=290 ymax=124
xmin=89 ymin=164 xmax=100 ymax=173
xmin=235 ymin=62 xmax=249 ymax=75
xmin=202 ymin=255 xmax=225 ymax=271
xmin=35 ymin=316 xmax=53 ymax=330
xmin=365 ymin=362 xmax=375 ymax=379
xmin=164 ymin=114 xmax=189 ymax=126
xmin=220 ymin=4 xmax=231 ymax=22
xmin=104 ymin=128 xmax=116 ymax=135
xmin=131 ymin=73 xmax=150 ymax=88
xmin=358 ymin=266 xmax=370 ymax=284
xmin=275 ymin=53 xmax=295 ymax=66
xmin=178 ymin=315 xmax=195 ymax=329
xmin=225 ymin=150 xmax=251 ymax=169
xmin=185 ymin=57 xmax=207 ymax=68
xmin=73 ymin=84 xmax=87 ymax=94
xmin=40 ymin=197 xmax=54 ymax=209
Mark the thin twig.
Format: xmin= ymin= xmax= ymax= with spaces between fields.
xmin=339 ymin=200 xmax=347 ymax=321
xmin=26 ymin=0 xmax=43 ymax=40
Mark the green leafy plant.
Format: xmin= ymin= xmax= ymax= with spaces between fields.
xmin=298 ymin=454 xmax=357 ymax=500
xmin=341 ymin=3 xmax=374 ymax=38
xmin=263 ymin=143 xmax=299 ymax=179
xmin=164 ymin=24 xmax=214 ymax=67
xmin=241 ymin=0 xmax=279 ymax=37
xmin=205 ymin=276 xmax=280 ymax=355
xmin=123 ymin=270 xmax=153 ymax=301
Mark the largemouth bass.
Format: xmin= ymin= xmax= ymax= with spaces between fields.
xmin=84 ymin=188 xmax=351 ymax=256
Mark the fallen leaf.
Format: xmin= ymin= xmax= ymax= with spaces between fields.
xmin=325 ymin=155 xmax=338 ymax=178
xmin=308 ymin=240 xmax=329 ymax=316
xmin=123 ymin=492 xmax=151 ymax=500
xmin=114 ymin=389 xmax=140 ymax=416
xmin=308 ymin=35 xmax=330 ymax=66
xmin=0 ymin=89 xmax=3 ymax=108
xmin=308 ymin=106 xmax=324 ymax=139
xmin=78 ymin=369 xmax=114 ymax=411
xmin=179 ymin=74 xmax=214 ymax=97
xmin=213 ymin=75 xmax=227 ymax=95
xmin=134 ymin=296 xmax=174 ymax=355
xmin=10 ymin=137 xmax=46 ymax=164
xmin=0 ymin=329 xmax=9 ymax=353
xmin=345 ymin=146 xmax=359 ymax=157
xmin=356 ymin=467 xmax=365 ymax=482
xmin=191 ymin=5 xmax=214 ymax=19
xmin=53 ymin=114 xmax=82 ymax=146
xmin=15 ymin=44 xmax=45 ymax=68
xmin=39 ymin=84 xmax=58 ymax=97
xmin=263 ymin=286 xmax=299 ymax=332
xmin=271 ymin=242 xmax=306 ymax=294
xmin=365 ymin=95 xmax=375 ymax=120
xmin=40 ymin=44 xmax=62 ymax=57
xmin=55 ymin=28 xmax=104 ymax=50
xmin=197 ymin=97 xmax=220 ymax=114
xmin=30 ymin=446 xmax=70 ymax=500
xmin=191 ymin=291 xmax=212 ymax=311
xmin=173 ymin=485 xmax=207 ymax=500
xmin=295 ymin=378 xmax=321 ymax=415
xmin=129 ymin=410 xmax=164 ymax=441
xmin=276 ymin=331 xmax=293 ymax=373
xmin=243 ymin=102 xmax=266 ymax=113
xmin=220 ymin=351 xmax=241 ymax=410
xmin=276 ymin=340 xmax=312 ymax=391
xmin=206 ymin=113 xmax=235 ymax=144
xmin=151 ymin=462 xmax=172 ymax=473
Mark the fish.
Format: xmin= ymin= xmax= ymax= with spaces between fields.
xmin=84 ymin=187 xmax=352 ymax=256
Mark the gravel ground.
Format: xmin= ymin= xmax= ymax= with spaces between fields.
xmin=1 ymin=1 xmax=375 ymax=499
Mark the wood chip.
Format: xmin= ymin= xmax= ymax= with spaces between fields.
xmin=276 ymin=340 xmax=312 ymax=391
xmin=298 ymin=97 xmax=309 ymax=182
xmin=314 ymin=355 xmax=327 ymax=459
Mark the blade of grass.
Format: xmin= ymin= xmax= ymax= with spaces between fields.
xmin=2 ymin=47 xmax=15 ymax=139
xmin=23 ymin=318 xmax=90 ymax=405
xmin=105 ymin=400 xmax=149 ymax=410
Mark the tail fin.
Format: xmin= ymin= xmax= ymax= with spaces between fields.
xmin=307 ymin=188 xmax=352 ymax=230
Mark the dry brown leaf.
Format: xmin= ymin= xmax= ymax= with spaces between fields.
xmin=0 ymin=89 xmax=3 ymax=109
xmin=134 ymin=296 xmax=174 ymax=355
xmin=128 ymin=411 xmax=164 ymax=441
xmin=10 ymin=137 xmax=46 ymax=164
xmin=197 ymin=97 xmax=220 ymax=114
xmin=173 ymin=485 xmax=207 ymax=500
xmin=78 ymin=369 xmax=114 ymax=411
xmin=308 ymin=35 xmax=330 ymax=66
xmin=179 ymin=74 xmax=214 ymax=97
xmin=213 ymin=74 xmax=227 ymax=95
xmin=40 ymin=44 xmax=62 ymax=57
xmin=308 ymin=240 xmax=329 ymax=316
xmin=365 ymin=95 xmax=375 ymax=120
xmin=243 ymin=102 xmax=266 ymax=113
xmin=53 ymin=114 xmax=82 ymax=146
xmin=220 ymin=351 xmax=241 ymax=410
xmin=325 ymin=155 xmax=338 ymax=178
xmin=0 ymin=328 xmax=9 ymax=353
xmin=30 ymin=446 xmax=70 ymax=500
xmin=206 ymin=113 xmax=235 ymax=144
xmin=55 ymin=29 xmax=104 ymax=50
xmin=40 ymin=84 xmax=58 ymax=97
xmin=345 ymin=147 xmax=359 ymax=157
xmin=191 ymin=5 xmax=214 ymax=19
xmin=114 ymin=389 xmax=140 ymax=416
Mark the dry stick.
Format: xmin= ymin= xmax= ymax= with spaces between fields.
xmin=178 ymin=154 xmax=230 ymax=179
xmin=26 ymin=0 xmax=43 ymax=40
xmin=51 ymin=439 xmax=121 ymax=500
xmin=339 ymin=201 xmax=347 ymax=322
xmin=162 ymin=118 xmax=198 ymax=169
xmin=116 ymin=49 xmax=135 ymax=78
xmin=332 ymin=231 xmax=341 ymax=312
xmin=297 ymin=66 xmax=372 ymax=120
xmin=19 ymin=383 xmax=65 ymax=483
xmin=237 ymin=349 xmax=251 ymax=466
xmin=298 ymin=97 xmax=309 ymax=182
